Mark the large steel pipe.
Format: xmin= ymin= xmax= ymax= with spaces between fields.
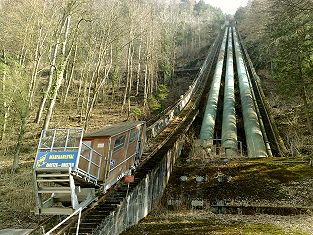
xmin=233 ymin=29 xmax=267 ymax=157
xmin=200 ymin=28 xmax=228 ymax=143
xmin=221 ymin=27 xmax=237 ymax=156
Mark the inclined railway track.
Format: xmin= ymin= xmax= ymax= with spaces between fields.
xmin=29 ymin=25 xmax=283 ymax=235
xmin=55 ymin=29 xmax=223 ymax=235
xmin=29 ymin=24 xmax=223 ymax=235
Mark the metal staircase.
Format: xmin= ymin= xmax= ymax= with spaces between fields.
xmin=33 ymin=128 xmax=99 ymax=215
xmin=34 ymin=167 xmax=96 ymax=215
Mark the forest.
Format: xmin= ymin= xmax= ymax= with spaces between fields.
xmin=236 ymin=0 xmax=313 ymax=156
xmin=1 ymin=0 xmax=313 ymax=233
xmin=0 ymin=0 xmax=223 ymax=172
xmin=0 ymin=0 xmax=224 ymax=229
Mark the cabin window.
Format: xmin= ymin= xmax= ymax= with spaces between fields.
xmin=129 ymin=129 xmax=138 ymax=143
xmin=113 ymin=135 xmax=125 ymax=152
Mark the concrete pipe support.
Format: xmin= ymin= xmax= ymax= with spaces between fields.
xmin=233 ymin=29 xmax=267 ymax=157
xmin=200 ymin=28 xmax=228 ymax=144
xmin=221 ymin=27 xmax=237 ymax=156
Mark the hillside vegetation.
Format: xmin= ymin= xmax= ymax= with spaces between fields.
xmin=0 ymin=0 xmax=223 ymax=229
xmin=0 ymin=0 xmax=223 ymax=172
xmin=235 ymin=0 xmax=313 ymax=156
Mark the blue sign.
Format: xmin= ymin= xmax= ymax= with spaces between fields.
xmin=34 ymin=151 xmax=79 ymax=169
xmin=110 ymin=159 xmax=116 ymax=168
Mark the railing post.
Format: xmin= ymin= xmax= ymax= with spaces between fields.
xmin=87 ymin=150 xmax=92 ymax=182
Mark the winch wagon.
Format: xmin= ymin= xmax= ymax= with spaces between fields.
xmin=33 ymin=121 xmax=146 ymax=215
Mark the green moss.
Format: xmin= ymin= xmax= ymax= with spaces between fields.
xmin=122 ymin=215 xmax=309 ymax=235
xmin=164 ymin=157 xmax=313 ymax=205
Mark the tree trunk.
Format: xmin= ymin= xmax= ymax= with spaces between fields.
xmin=42 ymin=15 xmax=72 ymax=130
xmin=136 ymin=34 xmax=143 ymax=96
xmin=128 ymin=43 xmax=135 ymax=118
xmin=297 ymin=54 xmax=312 ymax=134
xmin=144 ymin=62 xmax=148 ymax=107
xmin=35 ymin=42 xmax=60 ymax=123
xmin=43 ymin=54 xmax=70 ymax=130
xmin=76 ymin=65 xmax=85 ymax=110
xmin=84 ymin=46 xmax=113 ymax=129
xmin=28 ymin=12 xmax=46 ymax=110
xmin=122 ymin=42 xmax=132 ymax=111
xmin=11 ymin=115 xmax=27 ymax=173
xmin=34 ymin=11 xmax=70 ymax=124
xmin=1 ymin=68 xmax=8 ymax=143
xmin=77 ymin=44 xmax=97 ymax=113
xmin=300 ymin=85 xmax=312 ymax=134
xmin=63 ymin=43 xmax=78 ymax=104
xmin=18 ymin=16 xmax=32 ymax=65
xmin=85 ymin=40 xmax=104 ymax=118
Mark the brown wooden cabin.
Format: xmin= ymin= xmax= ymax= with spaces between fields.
xmin=79 ymin=121 xmax=146 ymax=191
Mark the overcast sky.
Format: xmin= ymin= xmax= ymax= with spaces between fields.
xmin=204 ymin=0 xmax=249 ymax=15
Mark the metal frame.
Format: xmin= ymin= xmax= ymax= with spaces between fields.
xmin=75 ymin=141 xmax=103 ymax=183
xmin=36 ymin=128 xmax=83 ymax=154
xmin=206 ymin=138 xmax=243 ymax=157
xmin=35 ymin=128 xmax=104 ymax=184
xmin=34 ymin=128 xmax=100 ymax=215
xmin=33 ymin=167 xmax=96 ymax=215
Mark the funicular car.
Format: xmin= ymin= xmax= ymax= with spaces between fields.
xmin=33 ymin=121 xmax=146 ymax=215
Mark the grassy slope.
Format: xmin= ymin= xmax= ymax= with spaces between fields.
xmin=121 ymin=77 xmax=313 ymax=235
xmin=122 ymin=212 xmax=310 ymax=235
xmin=0 ymin=68 xmax=197 ymax=229
xmin=122 ymin=157 xmax=313 ymax=235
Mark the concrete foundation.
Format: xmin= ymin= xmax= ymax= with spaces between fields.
xmin=94 ymin=139 xmax=185 ymax=235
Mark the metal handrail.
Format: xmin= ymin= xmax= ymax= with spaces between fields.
xmin=81 ymin=142 xmax=102 ymax=156
xmin=45 ymin=207 xmax=82 ymax=235
xmin=80 ymin=142 xmax=103 ymax=181
xmin=38 ymin=147 xmax=80 ymax=150
xmin=109 ymin=152 xmax=137 ymax=172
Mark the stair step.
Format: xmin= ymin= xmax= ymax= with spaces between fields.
xmin=86 ymin=213 xmax=110 ymax=217
xmin=70 ymin=227 xmax=94 ymax=234
xmin=107 ymin=196 xmax=124 ymax=201
xmin=105 ymin=201 xmax=121 ymax=205
xmin=37 ymin=173 xmax=70 ymax=178
xmin=83 ymin=217 xmax=109 ymax=222
xmin=86 ymin=211 xmax=109 ymax=215
xmin=89 ymin=209 xmax=112 ymax=213
xmin=38 ymin=187 xmax=71 ymax=193
xmin=80 ymin=222 xmax=100 ymax=227
xmin=36 ymin=179 xmax=70 ymax=182
xmin=97 ymin=205 xmax=118 ymax=210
